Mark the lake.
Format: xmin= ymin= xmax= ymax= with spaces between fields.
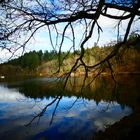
xmin=0 ymin=75 xmax=139 ymax=140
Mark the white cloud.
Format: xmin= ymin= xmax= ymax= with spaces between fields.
xmin=0 ymin=49 xmax=12 ymax=63
xmin=0 ymin=47 xmax=27 ymax=63
xmin=0 ymin=8 xmax=139 ymax=63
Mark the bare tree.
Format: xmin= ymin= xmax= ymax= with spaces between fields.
xmin=0 ymin=0 xmax=140 ymax=85
xmin=1 ymin=0 xmax=140 ymax=131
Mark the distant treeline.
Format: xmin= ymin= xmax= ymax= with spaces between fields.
xmin=4 ymin=50 xmax=61 ymax=70
xmin=2 ymin=33 xmax=140 ymax=74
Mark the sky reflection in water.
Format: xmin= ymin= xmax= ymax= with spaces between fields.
xmin=0 ymin=83 xmax=132 ymax=140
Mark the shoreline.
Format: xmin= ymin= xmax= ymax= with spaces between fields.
xmin=94 ymin=111 xmax=140 ymax=140
xmin=1 ymin=71 xmax=140 ymax=79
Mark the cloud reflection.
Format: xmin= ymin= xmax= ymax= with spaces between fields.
xmin=0 ymin=85 xmax=132 ymax=140
xmin=0 ymin=86 xmax=25 ymax=102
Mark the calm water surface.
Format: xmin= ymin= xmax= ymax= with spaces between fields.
xmin=0 ymin=75 xmax=137 ymax=140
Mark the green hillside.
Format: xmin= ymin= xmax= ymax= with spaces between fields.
xmin=0 ymin=35 xmax=140 ymax=77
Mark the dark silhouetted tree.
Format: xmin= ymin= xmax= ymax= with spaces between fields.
xmin=0 ymin=0 xmax=140 ymax=84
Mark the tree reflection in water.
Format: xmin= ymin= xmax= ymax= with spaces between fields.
xmin=0 ymin=75 xmax=139 ymax=140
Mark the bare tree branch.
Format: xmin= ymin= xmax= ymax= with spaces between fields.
xmin=0 ymin=0 xmax=140 ymax=85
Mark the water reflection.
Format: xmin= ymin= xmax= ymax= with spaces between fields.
xmin=0 ymin=75 xmax=134 ymax=140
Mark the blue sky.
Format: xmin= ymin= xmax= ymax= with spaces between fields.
xmin=0 ymin=8 xmax=139 ymax=63
xmin=28 ymin=12 xmax=139 ymax=52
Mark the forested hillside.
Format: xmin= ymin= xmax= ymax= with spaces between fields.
xmin=0 ymin=35 xmax=140 ymax=76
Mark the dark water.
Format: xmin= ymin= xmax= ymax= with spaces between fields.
xmin=0 ymin=75 xmax=139 ymax=140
